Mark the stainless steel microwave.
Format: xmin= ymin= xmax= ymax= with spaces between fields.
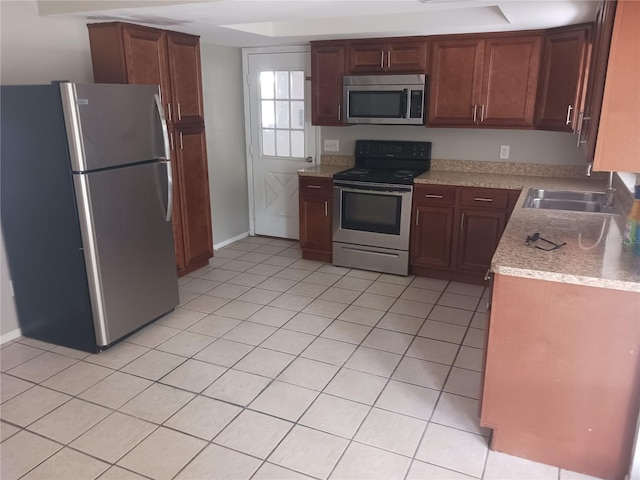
xmin=343 ymin=74 xmax=426 ymax=125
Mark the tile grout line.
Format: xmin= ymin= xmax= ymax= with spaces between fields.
xmin=3 ymin=237 xmax=494 ymax=480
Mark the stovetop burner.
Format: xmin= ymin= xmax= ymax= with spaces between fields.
xmin=333 ymin=140 xmax=432 ymax=185
xmin=347 ymin=168 xmax=370 ymax=176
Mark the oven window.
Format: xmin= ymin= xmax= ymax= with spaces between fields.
xmin=348 ymin=91 xmax=404 ymax=118
xmin=341 ymin=191 xmax=402 ymax=235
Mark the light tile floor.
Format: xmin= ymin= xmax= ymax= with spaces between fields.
xmin=0 ymin=236 xmax=603 ymax=480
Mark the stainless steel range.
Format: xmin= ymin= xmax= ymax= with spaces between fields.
xmin=332 ymin=140 xmax=432 ymax=276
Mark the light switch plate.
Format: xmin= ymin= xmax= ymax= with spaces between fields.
xmin=500 ymin=145 xmax=510 ymax=159
xmin=324 ymin=139 xmax=339 ymax=152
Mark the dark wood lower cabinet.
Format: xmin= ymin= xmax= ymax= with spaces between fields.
xmin=410 ymin=184 xmax=518 ymax=284
xmin=456 ymin=208 xmax=506 ymax=274
xmin=299 ymin=177 xmax=332 ymax=262
xmin=410 ymin=205 xmax=455 ymax=269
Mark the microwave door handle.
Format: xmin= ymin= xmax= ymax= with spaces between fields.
xmin=402 ymin=89 xmax=409 ymax=118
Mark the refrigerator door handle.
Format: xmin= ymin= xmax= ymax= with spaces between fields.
xmin=163 ymin=160 xmax=173 ymax=222
xmin=154 ymin=94 xmax=170 ymax=160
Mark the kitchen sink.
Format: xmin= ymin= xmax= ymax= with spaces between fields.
xmin=523 ymin=188 xmax=620 ymax=214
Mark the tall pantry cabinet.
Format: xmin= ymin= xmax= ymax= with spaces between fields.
xmin=87 ymin=22 xmax=214 ymax=276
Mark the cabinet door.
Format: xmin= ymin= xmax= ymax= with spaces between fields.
xmin=167 ymin=33 xmax=205 ymax=125
xmin=175 ymin=124 xmax=213 ymax=272
xmin=299 ymin=194 xmax=332 ymax=254
xmin=311 ymin=43 xmax=346 ymax=126
xmin=349 ymin=39 xmax=427 ymax=73
xmin=456 ymin=208 xmax=505 ymax=274
xmin=579 ymin=0 xmax=617 ymax=164
xmin=387 ymin=39 xmax=428 ymax=73
xmin=168 ymin=129 xmax=186 ymax=274
xmin=121 ymin=25 xmax=172 ymax=121
xmin=410 ymin=205 xmax=455 ymax=269
xmin=479 ymin=35 xmax=542 ymax=128
xmin=535 ymin=26 xmax=590 ymax=132
xmin=348 ymin=41 xmax=387 ymax=73
xmin=428 ymin=38 xmax=484 ymax=126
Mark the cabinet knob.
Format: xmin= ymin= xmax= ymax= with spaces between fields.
xmin=472 ymin=105 xmax=478 ymax=123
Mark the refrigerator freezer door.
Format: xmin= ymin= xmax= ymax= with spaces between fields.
xmin=61 ymin=83 xmax=169 ymax=172
xmin=73 ymin=162 xmax=178 ymax=346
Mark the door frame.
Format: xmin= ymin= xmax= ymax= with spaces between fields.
xmin=241 ymin=45 xmax=320 ymax=237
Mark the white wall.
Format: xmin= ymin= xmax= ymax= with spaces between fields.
xmin=321 ymin=125 xmax=588 ymax=165
xmin=0 ymin=1 xmax=93 ymax=85
xmin=200 ymin=43 xmax=250 ymax=246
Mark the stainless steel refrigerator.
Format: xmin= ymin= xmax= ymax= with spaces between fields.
xmin=1 ymin=82 xmax=179 ymax=353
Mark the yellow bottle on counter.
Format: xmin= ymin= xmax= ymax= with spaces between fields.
xmin=623 ymin=185 xmax=640 ymax=251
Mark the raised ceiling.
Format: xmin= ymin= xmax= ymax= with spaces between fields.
xmin=39 ymin=0 xmax=600 ymax=47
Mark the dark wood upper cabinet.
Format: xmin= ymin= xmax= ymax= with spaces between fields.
xmin=578 ymin=0 xmax=617 ymax=165
xmin=311 ymin=42 xmax=346 ymax=126
xmin=427 ymin=33 xmax=542 ymax=128
xmin=535 ymin=25 xmax=591 ymax=132
xmin=166 ymin=33 xmax=205 ymax=125
xmin=480 ymin=35 xmax=542 ymax=127
xmin=348 ymin=38 xmax=427 ymax=74
xmin=428 ymin=38 xmax=485 ymax=126
xmin=89 ymin=22 xmax=205 ymax=127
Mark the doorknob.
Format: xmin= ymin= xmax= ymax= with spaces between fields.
xmin=305 ymin=156 xmax=313 ymax=163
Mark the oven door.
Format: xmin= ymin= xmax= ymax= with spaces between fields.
xmin=333 ymin=181 xmax=412 ymax=250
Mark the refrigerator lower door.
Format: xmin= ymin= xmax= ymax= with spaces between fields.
xmin=73 ymin=161 xmax=178 ymax=346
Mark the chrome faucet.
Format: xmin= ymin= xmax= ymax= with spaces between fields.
xmin=605 ymin=171 xmax=616 ymax=208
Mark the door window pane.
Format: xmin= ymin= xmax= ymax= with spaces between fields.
xmin=290 ymin=101 xmax=304 ymax=129
xmin=276 ymin=130 xmax=290 ymax=157
xmin=261 ymin=100 xmax=275 ymax=128
xmin=276 ymin=101 xmax=290 ymax=129
xmin=291 ymin=131 xmax=304 ymax=158
xmin=262 ymin=129 xmax=275 ymax=156
xmin=275 ymin=71 xmax=289 ymax=99
xmin=290 ymin=71 xmax=304 ymax=99
xmin=259 ymin=69 xmax=306 ymax=158
xmin=260 ymin=71 xmax=274 ymax=99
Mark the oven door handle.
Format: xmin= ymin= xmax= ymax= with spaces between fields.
xmin=334 ymin=185 xmax=412 ymax=195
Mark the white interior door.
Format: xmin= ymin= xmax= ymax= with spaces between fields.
xmin=246 ymin=50 xmax=316 ymax=239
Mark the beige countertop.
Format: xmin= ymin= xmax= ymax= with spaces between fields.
xmin=298 ymin=164 xmax=349 ymax=178
xmin=299 ymin=166 xmax=640 ymax=292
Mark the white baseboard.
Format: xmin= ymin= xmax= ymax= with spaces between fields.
xmin=0 ymin=327 xmax=22 ymax=345
xmin=214 ymin=231 xmax=250 ymax=250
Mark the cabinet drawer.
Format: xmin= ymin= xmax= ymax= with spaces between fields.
xmin=299 ymin=176 xmax=333 ymax=197
xmin=413 ymin=184 xmax=457 ymax=206
xmin=459 ymin=187 xmax=509 ymax=210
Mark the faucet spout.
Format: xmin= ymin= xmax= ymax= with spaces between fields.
xmin=605 ymin=171 xmax=616 ymax=208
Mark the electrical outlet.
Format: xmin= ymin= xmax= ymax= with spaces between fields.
xmin=500 ymin=145 xmax=510 ymax=160
xmin=324 ymin=139 xmax=339 ymax=152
